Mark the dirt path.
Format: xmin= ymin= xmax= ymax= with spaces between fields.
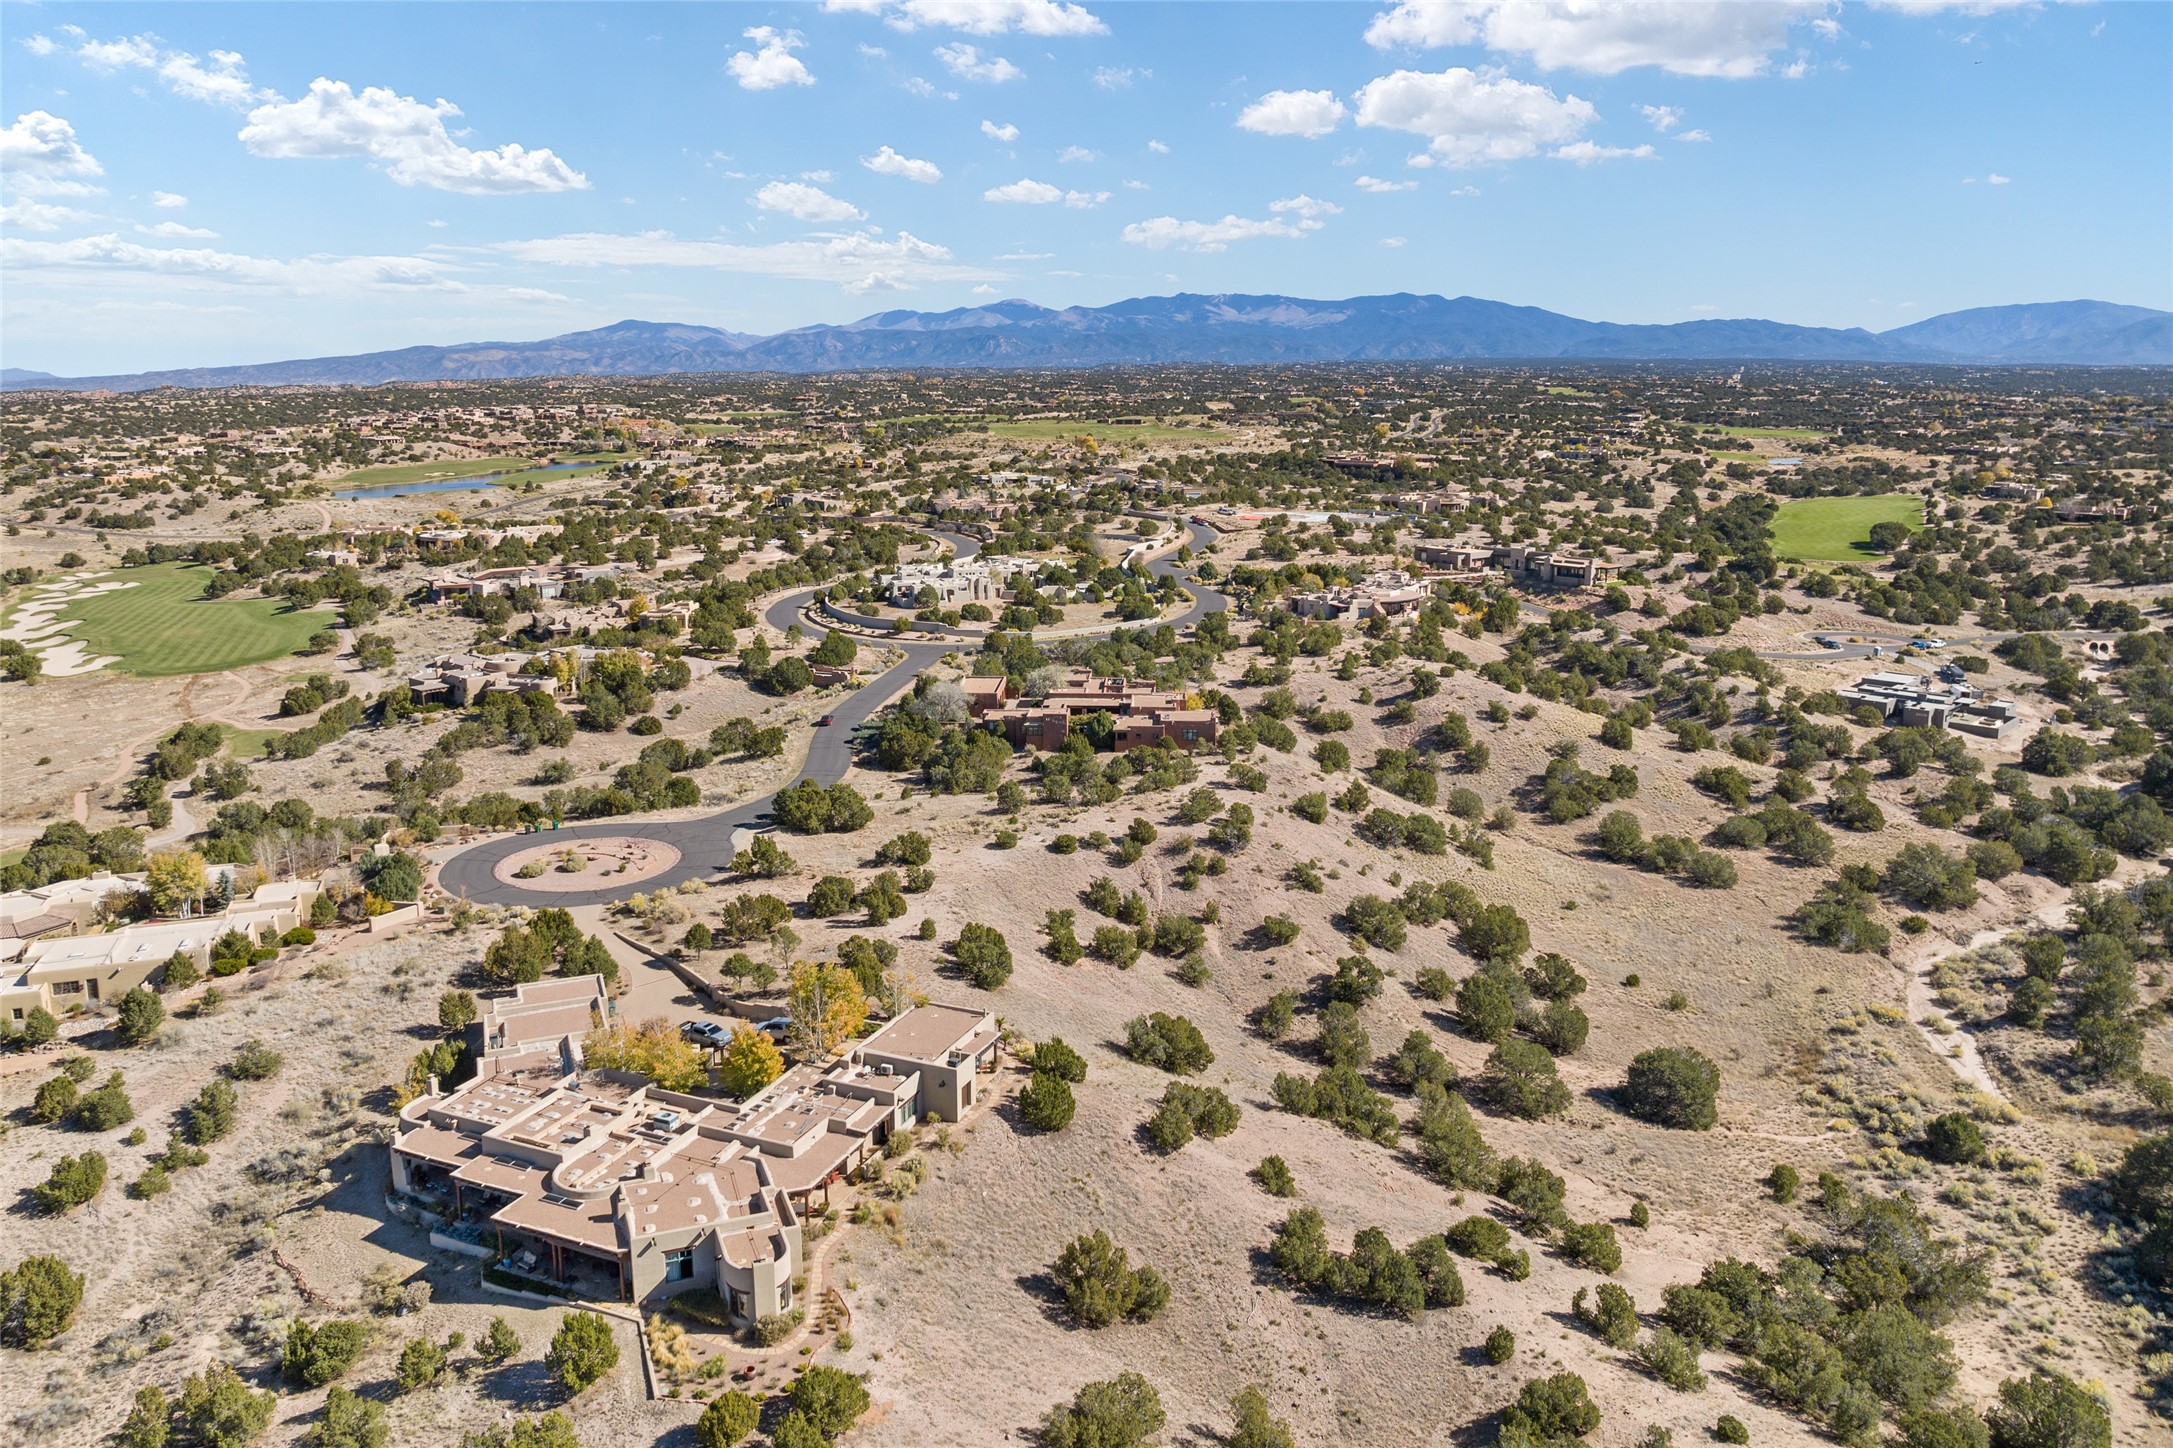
xmin=1893 ymin=858 xmax=2155 ymax=1103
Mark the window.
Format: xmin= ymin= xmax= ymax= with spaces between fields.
xmin=663 ymin=1248 xmax=694 ymax=1283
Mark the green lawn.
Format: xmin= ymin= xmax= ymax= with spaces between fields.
xmin=17 ymin=564 xmax=334 ymax=677
xmin=1712 ymin=451 xmax=1767 ymax=463
xmin=219 ymin=724 xmax=288 ymax=759
xmin=495 ymin=463 xmax=614 ymax=488
xmin=1711 ymin=425 xmax=1827 ymax=441
xmin=984 ymin=418 xmax=1224 ymax=444
xmin=1770 ymin=496 xmax=1923 ymax=562
xmin=331 ymin=456 xmax=536 ymax=487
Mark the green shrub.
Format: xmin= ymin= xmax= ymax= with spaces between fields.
xmin=282 ymin=1317 xmax=371 ymax=1387
xmin=1052 ymin=1231 xmax=1170 ymax=1328
xmin=1622 ymin=1046 xmax=1720 ymax=1130
xmin=227 ymin=1039 xmax=284 ymax=1080
xmin=1922 ymin=1112 xmax=1986 ymax=1165
xmin=1122 ymin=1013 xmax=1213 ymax=1074
xmin=546 ymin=1310 xmax=619 ymax=1394
xmin=1041 ymin=1372 xmax=1164 ymax=1448
xmin=1561 ymin=1221 xmax=1622 ymax=1274
xmin=1766 ymin=1164 xmax=1800 ymax=1204
xmin=787 ymin=1364 xmax=871 ymax=1440
xmin=1484 ymin=1326 xmax=1517 ymax=1364
xmin=1715 ymin=1415 xmax=1749 ymax=1444
xmin=32 ymin=1152 xmax=106 ymax=1213
xmin=1501 ymin=1372 xmax=1600 ymax=1441
xmin=1446 ymin=1216 xmax=1512 ymax=1261
xmin=696 ymin=1391 xmax=761 ymax=1448
xmin=1638 ymin=1327 xmax=1707 ymax=1392
xmin=1018 ymin=1071 xmax=1076 ymax=1132
xmin=1253 ymin=1156 xmax=1296 ymax=1197
xmin=0 ymin=1254 xmax=84 ymax=1347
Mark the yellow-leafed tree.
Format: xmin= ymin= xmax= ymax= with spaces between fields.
xmin=716 ymin=1025 xmax=784 ymax=1099
xmin=787 ymin=961 xmax=868 ymax=1058
xmin=144 ymin=849 xmax=208 ymax=916
xmin=583 ymin=1017 xmax=705 ymax=1091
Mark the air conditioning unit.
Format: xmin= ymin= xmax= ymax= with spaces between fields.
xmin=875 ymin=1064 xmax=893 ymax=1076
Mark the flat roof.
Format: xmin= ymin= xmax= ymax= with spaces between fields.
xmin=860 ymin=1004 xmax=994 ymax=1066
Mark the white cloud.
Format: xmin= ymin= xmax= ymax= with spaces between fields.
xmin=828 ymin=0 xmax=1107 ymax=36
xmin=752 ymin=180 xmax=864 ymax=221
xmin=985 ymin=178 xmax=1063 ymax=203
xmin=1985 ymin=172 xmax=2010 ymax=184
xmin=1363 ymin=0 xmax=1825 ymax=79
xmin=972 ymin=283 xmax=999 ymax=294
xmin=1353 ymin=67 xmax=1595 ymax=166
xmin=1124 ymin=178 xmax=1149 ymax=189
xmin=1058 ymin=145 xmax=1098 ymax=163
xmin=1638 ymin=103 xmax=1681 ymax=131
xmin=995 ymin=250 xmax=1052 ymax=259
xmin=983 ymin=177 xmax=1106 ymax=206
xmin=1870 ymin=0 xmax=2045 ymax=12
xmin=1355 ymin=174 xmax=1419 ymax=192
xmin=63 ymin=31 xmax=270 ymax=107
xmin=0 ymin=111 xmax=106 ymax=191
xmin=1552 ymin=140 xmax=1657 ymax=164
xmin=1236 ymin=89 xmax=1348 ymax=139
xmin=843 ymin=271 xmax=910 ymax=294
xmin=159 ymin=48 xmax=262 ymax=108
xmin=2 ymin=232 xmax=471 ymax=295
xmin=1092 ymin=65 xmax=1145 ymax=89
xmin=1675 ymin=127 xmax=1711 ymax=142
xmin=20 ymin=34 xmax=58 ymax=57
xmin=1381 ymin=235 xmax=1407 ymax=247
xmin=136 ymin=220 xmax=218 ymax=239
xmin=728 ymin=27 xmax=816 ymax=89
xmin=859 ymin=42 xmax=891 ymax=57
xmin=239 ymin=80 xmax=589 ymax=194
xmin=74 ymin=34 xmax=160 ymax=71
xmin=1448 ymin=184 xmax=1480 ymax=196
xmin=1147 ymin=139 xmax=1170 ymax=153
xmin=1120 ymin=213 xmax=1309 ymax=252
xmin=902 ymin=76 xmax=958 ymax=98
xmin=1270 ymin=193 xmax=1342 ymax=222
xmin=802 ymin=169 xmax=836 ymax=182
xmin=0 ymin=200 xmax=94 ymax=231
xmin=862 ymin=145 xmax=943 ymax=182
xmin=935 ymin=43 xmax=1021 ymax=81
xmin=490 ymin=227 xmax=1001 ymax=291
xmin=150 ymin=190 xmax=188 ymax=208
xmin=981 ymin=119 xmax=1020 ymax=141
xmin=427 ymin=218 xmax=448 ymax=227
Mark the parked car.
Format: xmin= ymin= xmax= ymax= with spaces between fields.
xmin=680 ymin=1020 xmax=732 ymax=1049
xmin=1911 ymin=638 xmax=1945 ymax=651
xmin=1813 ymin=636 xmax=1840 ymax=649
xmin=755 ymin=1017 xmax=793 ymax=1042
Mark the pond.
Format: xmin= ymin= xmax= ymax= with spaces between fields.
xmin=333 ymin=461 xmax=601 ymax=500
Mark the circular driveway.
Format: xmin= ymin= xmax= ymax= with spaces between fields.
xmin=435 ymin=520 xmax=1227 ymax=908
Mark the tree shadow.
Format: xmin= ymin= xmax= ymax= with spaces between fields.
xmin=478 ymin=1355 xmax=562 ymax=1411
xmin=1011 ymin=1268 xmax=1080 ymax=1330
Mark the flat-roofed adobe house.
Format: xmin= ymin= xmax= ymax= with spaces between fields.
xmin=390 ymin=987 xmax=997 ymax=1314
xmin=0 ymin=874 xmax=320 ymax=1025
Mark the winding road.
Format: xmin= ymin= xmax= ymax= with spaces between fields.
xmin=435 ymin=520 xmax=1228 ymax=908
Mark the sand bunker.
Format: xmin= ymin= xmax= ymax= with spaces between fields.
xmin=492 ymin=837 xmax=683 ymax=890
xmin=0 ymin=575 xmax=134 ymax=675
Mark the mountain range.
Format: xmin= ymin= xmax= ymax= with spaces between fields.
xmin=8 ymin=295 xmax=2168 ymax=392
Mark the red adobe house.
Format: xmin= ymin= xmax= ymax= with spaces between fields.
xmin=976 ymin=668 xmax=1219 ymax=753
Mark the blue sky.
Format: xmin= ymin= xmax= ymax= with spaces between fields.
xmin=2 ymin=0 xmax=2167 ymax=375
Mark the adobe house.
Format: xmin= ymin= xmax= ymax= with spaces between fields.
xmin=390 ymin=990 xmax=998 ymax=1313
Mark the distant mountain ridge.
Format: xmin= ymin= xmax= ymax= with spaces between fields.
xmin=9 ymin=295 xmax=2168 ymax=391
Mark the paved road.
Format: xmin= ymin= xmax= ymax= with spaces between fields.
xmin=436 ymin=519 xmax=1224 ymax=908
